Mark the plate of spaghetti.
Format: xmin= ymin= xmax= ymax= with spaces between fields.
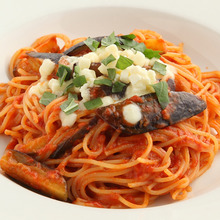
xmin=0 ymin=5 xmax=220 ymax=220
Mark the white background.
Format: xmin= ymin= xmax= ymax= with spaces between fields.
xmin=1 ymin=0 xmax=220 ymax=35
xmin=0 ymin=0 xmax=220 ymax=220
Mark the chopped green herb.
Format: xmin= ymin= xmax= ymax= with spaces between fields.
xmin=119 ymin=38 xmax=138 ymax=50
xmin=59 ymin=69 xmax=68 ymax=86
xmin=133 ymin=42 xmax=147 ymax=53
xmin=101 ymin=32 xmax=117 ymax=46
xmin=116 ymin=55 xmax=133 ymax=70
xmin=101 ymin=54 xmax=116 ymax=66
xmin=60 ymin=93 xmax=79 ymax=115
xmin=107 ymin=68 xmax=116 ymax=80
xmin=143 ymin=48 xmax=161 ymax=59
xmin=84 ymin=37 xmax=100 ymax=52
xmin=84 ymin=98 xmax=103 ymax=110
xmin=94 ymin=78 xmax=112 ymax=86
xmin=121 ymin=34 xmax=136 ymax=40
xmin=73 ymin=75 xmax=87 ymax=87
xmin=63 ymin=82 xmax=74 ymax=94
xmin=151 ymin=81 xmax=169 ymax=109
xmin=112 ymin=81 xmax=126 ymax=93
xmin=74 ymin=65 xmax=80 ymax=76
xmin=57 ymin=64 xmax=72 ymax=86
xmin=39 ymin=92 xmax=57 ymax=106
xmin=68 ymin=92 xmax=78 ymax=100
xmin=152 ymin=61 xmax=167 ymax=75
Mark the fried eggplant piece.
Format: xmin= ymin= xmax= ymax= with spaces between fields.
xmin=0 ymin=150 xmax=68 ymax=201
xmin=96 ymin=91 xmax=207 ymax=135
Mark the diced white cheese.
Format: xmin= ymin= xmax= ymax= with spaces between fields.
xmin=83 ymin=52 xmax=100 ymax=63
xmin=105 ymin=44 xmax=120 ymax=59
xmin=28 ymin=81 xmax=48 ymax=98
xmin=101 ymin=96 xmax=114 ymax=107
xmin=59 ymin=111 xmax=77 ymax=127
xmin=123 ymin=103 xmax=142 ymax=124
xmin=210 ymin=127 xmax=218 ymax=136
xmin=98 ymin=63 xmax=108 ymax=76
xmin=78 ymin=57 xmax=91 ymax=70
xmin=80 ymin=69 xmax=96 ymax=83
xmin=80 ymin=83 xmax=91 ymax=102
xmin=120 ymin=69 xmax=130 ymax=84
xmin=120 ymin=49 xmax=135 ymax=60
xmin=39 ymin=59 xmax=55 ymax=81
xmin=149 ymin=57 xmax=159 ymax=66
xmin=48 ymin=78 xmax=73 ymax=97
xmin=165 ymin=64 xmax=176 ymax=80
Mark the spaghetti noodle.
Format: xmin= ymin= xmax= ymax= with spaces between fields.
xmin=0 ymin=29 xmax=219 ymax=208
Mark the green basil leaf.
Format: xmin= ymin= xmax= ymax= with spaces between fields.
xmin=73 ymin=75 xmax=87 ymax=87
xmin=63 ymin=81 xmax=74 ymax=94
xmin=60 ymin=93 xmax=79 ymax=115
xmin=107 ymin=68 xmax=116 ymax=80
xmin=57 ymin=64 xmax=72 ymax=86
xmin=119 ymin=38 xmax=138 ymax=50
xmin=101 ymin=54 xmax=116 ymax=66
xmin=143 ymin=48 xmax=161 ymax=59
xmin=152 ymin=61 xmax=167 ymax=75
xmin=59 ymin=69 xmax=68 ymax=86
xmin=121 ymin=34 xmax=136 ymax=40
xmin=84 ymin=98 xmax=103 ymax=110
xmin=151 ymin=81 xmax=169 ymax=109
xmin=84 ymin=37 xmax=100 ymax=52
xmin=133 ymin=42 xmax=147 ymax=53
xmin=94 ymin=78 xmax=112 ymax=86
xmin=101 ymin=32 xmax=117 ymax=46
xmin=116 ymin=55 xmax=133 ymax=70
xmin=112 ymin=81 xmax=126 ymax=93
xmin=74 ymin=65 xmax=80 ymax=76
xmin=39 ymin=92 xmax=57 ymax=106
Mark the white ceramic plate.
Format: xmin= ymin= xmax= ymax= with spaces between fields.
xmin=0 ymin=6 xmax=220 ymax=220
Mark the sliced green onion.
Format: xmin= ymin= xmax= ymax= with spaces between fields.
xmin=133 ymin=42 xmax=147 ymax=53
xmin=60 ymin=93 xmax=79 ymax=115
xmin=59 ymin=68 xmax=68 ymax=86
xmin=63 ymin=82 xmax=74 ymax=94
xmin=94 ymin=78 xmax=112 ymax=86
xmin=101 ymin=54 xmax=116 ymax=66
xmin=101 ymin=32 xmax=117 ymax=46
xmin=84 ymin=37 xmax=100 ymax=52
xmin=116 ymin=55 xmax=133 ymax=70
xmin=61 ymin=100 xmax=79 ymax=115
xmin=121 ymin=34 xmax=136 ymax=40
xmin=143 ymin=48 xmax=161 ymax=59
xmin=112 ymin=81 xmax=126 ymax=93
xmin=74 ymin=65 xmax=80 ymax=76
xmin=57 ymin=64 xmax=72 ymax=86
xmin=68 ymin=92 xmax=78 ymax=100
xmin=39 ymin=92 xmax=57 ymax=106
xmin=84 ymin=98 xmax=103 ymax=110
xmin=151 ymin=81 xmax=169 ymax=109
xmin=152 ymin=61 xmax=167 ymax=75
xmin=119 ymin=38 xmax=138 ymax=50
xmin=73 ymin=75 xmax=87 ymax=87
xmin=107 ymin=68 xmax=116 ymax=80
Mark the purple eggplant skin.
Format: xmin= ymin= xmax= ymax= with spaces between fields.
xmin=96 ymin=91 xmax=207 ymax=135
xmin=27 ymin=36 xmax=105 ymax=63
xmin=50 ymin=116 xmax=98 ymax=159
xmin=0 ymin=150 xmax=68 ymax=201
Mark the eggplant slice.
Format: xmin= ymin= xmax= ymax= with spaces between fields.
xmin=96 ymin=91 xmax=207 ymax=135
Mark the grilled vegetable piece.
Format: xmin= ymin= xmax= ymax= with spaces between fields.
xmin=0 ymin=150 xmax=68 ymax=201
xmin=50 ymin=116 xmax=98 ymax=158
xmin=27 ymin=36 xmax=104 ymax=63
xmin=96 ymin=91 xmax=207 ymax=135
